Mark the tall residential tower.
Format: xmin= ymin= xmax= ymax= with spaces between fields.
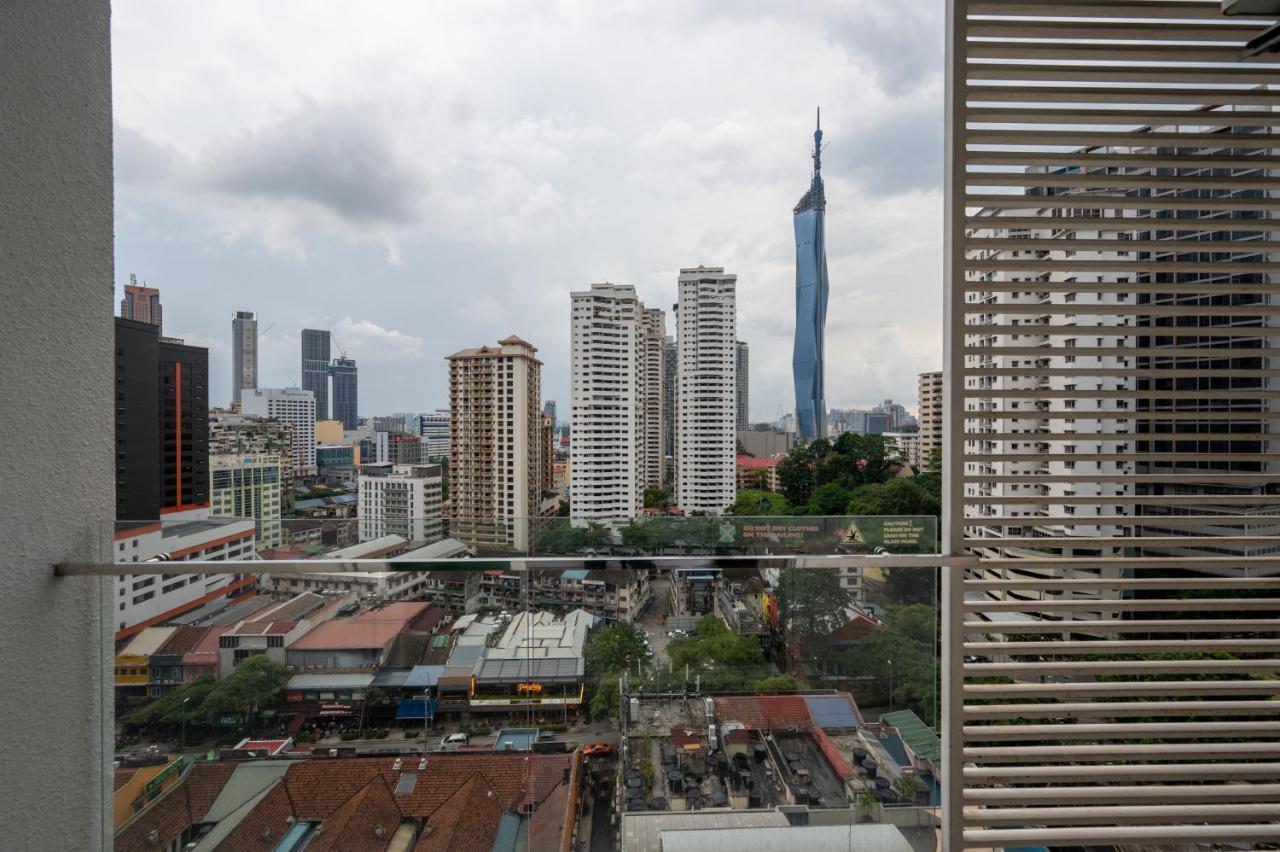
xmin=674 ymin=267 xmax=737 ymax=515
xmin=231 ymin=310 xmax=257 ymax=406
xmin=792 ymin=110 xmax=829 ymax=442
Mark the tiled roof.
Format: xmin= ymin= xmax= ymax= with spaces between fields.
xmin=114 ymin=762 xmax=237 ymax=852
xmin=413 ymin=773 xmax=505 ymax=852
xmin=154 ymin=625 xmax=210 ymax=656
xmin=713 ymin=695 xmax=813 ymax=730
xmin=213 ymin=777 xmax=296 ymax=850
xmin=229 ymin=619 xmax=297 ymax=637
xmin=306 ymin=774 xmax=403 ymax=852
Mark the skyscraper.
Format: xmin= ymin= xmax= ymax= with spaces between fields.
xmin=328 ymin=356 xmax=358 ymax=429
xmin=736 ymin=340 xmax=750 ymax=428
xmin=663 ymin=335 xmax=677 ymax=465
xmin=570 ymin=283 xmax=643 ymax=521
xmin=640 ymin=307 xmax=666 ymax=496
xmin=674 ymin=266 xmax=737 ymax=515
xmin=115 ymin=318 xmax=209 ymax=519
xmin=543 ymin=400 xmax=557 ymax=426
xmin=300 ymin=328 xmax=330 ymax=420
xmin=448 ymin=336 xmax=554 ymax=550
xmin=231 ymin=310 xmax=257 ymax=406
xmin=792 ymin=110 xmax=828 ymax=441
xmin=120 ymin=276 xmax=163 ymax=333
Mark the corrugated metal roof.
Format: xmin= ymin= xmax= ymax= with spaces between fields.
xmin=621 ymin=810 xmax=788 ymax=852
xmin=803 ymin=694 xmax=862 ymax=729
xmin=285 ymin=673 xmax=375 ymax=690
xmin=404 ymin=665 xmax=445 ymax=688
xmin=473 ymin=657 xmax=582 ymax=685
xmin=118 ymin=626 xmax=177 ymax=657
xmin=881 ymin=709 xmax=941 ymax=766
xmin=371 ymin=669 xmax=410 ymax=688
xmin=201 ymin=761 xmax=293 ymax=823
xmin=491 ymin=812 xmax=524 ymax=852
xmin=658 ymin=824 xmax=913 ymax=852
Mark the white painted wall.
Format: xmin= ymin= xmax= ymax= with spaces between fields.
xmin=0 ymin=1 xmax=113 ymax=846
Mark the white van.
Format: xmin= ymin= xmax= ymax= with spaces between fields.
xmin=439 ymin=733 xmax=469 ymax=751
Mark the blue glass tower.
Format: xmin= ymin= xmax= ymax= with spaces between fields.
xmin=792 ymin=108 xmax=829 ymax=441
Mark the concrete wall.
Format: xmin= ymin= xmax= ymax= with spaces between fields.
xmin=0 ymin=2 xmax=113 ymax=848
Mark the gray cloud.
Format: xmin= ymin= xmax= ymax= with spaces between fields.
xmin=206 ymin=103 xmax=425 ymax=225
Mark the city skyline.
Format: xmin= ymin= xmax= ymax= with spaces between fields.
xmin=111 ymin=1 xmax=944 ymax=420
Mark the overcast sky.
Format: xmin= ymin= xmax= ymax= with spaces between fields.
xmin=112 ymin=1 xmax=944 ymax=421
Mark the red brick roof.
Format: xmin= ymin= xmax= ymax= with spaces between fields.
xmin=735 ymin=454 xmax=784 ymax=471
xmin=290 ymin=604 xmax=429 ymax=651
xmin=215 ymin=777 xmax=296 ymax=850
xmin=713 ymin=695 xmax=813 ymax=730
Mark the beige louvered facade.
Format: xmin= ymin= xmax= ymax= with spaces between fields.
xmin=945 ymin=1 xmax=1280 ymax=848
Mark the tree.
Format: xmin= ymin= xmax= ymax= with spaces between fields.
xmin=838 ymin=604 xmax=939 ymax=726
xmin=585 ymin=623 xmax=648 ymax=674
xmin=729 ymin=489 xmax=791 ymax=517
xmin=886 ymin=566 xmax=938 ymax=606
xmin=846 ymin=478 xmax=940 ymax=519
xmin=127 ymin=677 xmax=217 ymax=725
xmin=809 ymin=482 xmax=853 ymax=516
xmin=536 ymin=520 xmax=612 ymax=554
xmin=666 ymin=615 xmax=767 ymax=681
xmin=201 ymin=654 xmax=288 ymax=720
xmin=777 ymin=452 xmax=815 ymax=507
xmin=589 ymin=672 xmax=621 ymax=720
xmin=643 ymin=484 xmax=671 ymax=510
xmin=775 ymin=568 xmax=853 ymax=655
xmin=751 ymin=674 xmax=806 ymax=693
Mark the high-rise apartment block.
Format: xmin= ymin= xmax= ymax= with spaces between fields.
xmin=569 ymin=284 xmax=665 ymax=521
xmin=735 ymin=340 xmax=750 ymax=429
xmin=120 ymin=277 xmax=163 ymax=333
xmin=114 ymin=318 xmax=209 ymax=520
xmin=447 ymin=336 xmax=555 ymax=550
xmin=210 ymin=453 xmax=282 ymax=549
xmin=792 ymin=112 xmax=828 ymax=441
xmin=662 ymin=336 xmax=677 ymax=467
xmin=357 ymin=463 xmax=444 ymax=543
xmin=240 ymin=388 xmax=316 ymax=474
xmin=328 ymin=356 xmax=358 ymax=429
xmin=674 ymin=266 xmax=737 ymax=515
xmin=916 ymin=371 xmax=942 ymax=471
xmin=209 ymin=414 xmax=296 ymax=514
xmin=230 ymin=310 xmax=257 ymax=406
xmin=300 ymin=328 xmax=331 ymax=420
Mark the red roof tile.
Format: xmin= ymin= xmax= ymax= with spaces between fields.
xmin=714 ymin=695 xmax=813 ymax=730
xmin=214 ymin=777 xmax=296 ymax=850
xmin=155 ymin=625 xmax=210 ymax=656
xmin=114 ymin=762 xmax=237 ymax=852
xmin=414 ymin=772 xmax=505 ymax=852
xmin=306 ymin=774 xmax=403 ymax=852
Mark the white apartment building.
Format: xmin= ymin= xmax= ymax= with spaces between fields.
xmin=448 ymin=336 xmax=556 ymax=551
xmin=112 ymin=516 xmax=257 ymax=637
xmin=965 ymin=203 xmax=1135 ymax=614
xmin=674 ymin=266 xmax=737 ymax=515
xmin=417 ymin=409 xmax=450 ymax=459
xmin=916 ymin=370 xmax=942 ymax=471
xmin=357 ymin=463 xmax=444 ymax=544
xmin=210 ymin=453 xmax=282 ymax=550
xmin=569 ymin=283 xmax=666 ymax=521
xmin=240 ymin=387 xmax=316 ymax=474
xmin=882 ymin=431 xmax=922 ymax=471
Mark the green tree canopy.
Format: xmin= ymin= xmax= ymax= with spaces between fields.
xmin=585 ymin=623 xmax=648 ymax=675
xmin=809 ymin=482 xmax=853 ymax=516
xmin=775 ymin=567 xmax=854 ymax=654
xmin=846 ymin=478 xmax=940 ymax=518
xmin=666 ymin=615 xmax=766 ymax=673
xmin=729 ymin=489 xmax=792 ymax=517
xmin=201 ymin=654 xmax=288 ymax=720
xmin=127 ymin=677 xmax=217 ymax=725
xmin=838 ymin=603 xmax=939 ymax=726
xmin=643 ymin=485 xmax=670 ymax=510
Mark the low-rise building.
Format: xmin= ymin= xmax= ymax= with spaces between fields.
xmin=734 ymin=453 xmax=786 ymax=493
xmin=216 ymin=593 xmax=339 ymax=676
xmin=286 ymin=602 xmax=435 ymax=669
xmin=112 ymin=516 xmax=257 ymax=640
xmin=113 ymin=753 xmax=581 ymax=852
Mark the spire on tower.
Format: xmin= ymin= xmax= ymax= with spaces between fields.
xmin=813 ymin=106 xmax=823 ymax=175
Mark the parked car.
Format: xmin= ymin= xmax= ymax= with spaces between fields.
xmin=582 ymin=742 xmax=613 ymax=756
xmin=439 ymin=733 xmax=470 ymax=751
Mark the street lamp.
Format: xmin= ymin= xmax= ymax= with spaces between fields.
xmin=181 ymin=696 xmax=192 ymax=751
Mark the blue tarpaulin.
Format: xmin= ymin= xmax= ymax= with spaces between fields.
xmin=396 ymin=699 xmax=437 ymax=720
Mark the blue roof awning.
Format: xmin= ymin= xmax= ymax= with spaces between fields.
xmin=403 ymin=665 xmax=445 ymax=688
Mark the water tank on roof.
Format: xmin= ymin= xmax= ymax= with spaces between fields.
xmin=629 ymin=697 xmax=640 ymax=724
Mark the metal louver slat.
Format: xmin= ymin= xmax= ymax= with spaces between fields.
xmin=944 ymin=0 xmax=1280 ymax=847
